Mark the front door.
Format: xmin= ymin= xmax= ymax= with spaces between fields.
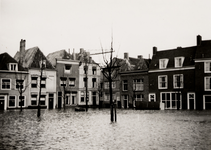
xmin=49 ymin=94 xmax=54 ymax=109
xmin=58 ymin=97 xmax=62 ymax=109
xmin=72 ymin=96 xmax=75 ymax=104
xmin=0 ymin=96 xmax=5 ymax=110
xmin=124 ymin=100 xmax=127 ymax=108
xmin=204 ymin=96 xmax=211 ymax=110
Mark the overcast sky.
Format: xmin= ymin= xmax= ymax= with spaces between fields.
xmin=1 ymin=0 xmax=211 ymax=64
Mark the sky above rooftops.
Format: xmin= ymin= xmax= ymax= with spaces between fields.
xmin=1 ymin=0 xmax=211 ymax=65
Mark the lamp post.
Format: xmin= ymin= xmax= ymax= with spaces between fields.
xmin=85 ymin=63 xmax=88 ymax=111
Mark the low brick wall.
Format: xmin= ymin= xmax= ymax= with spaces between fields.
xmin=135 ymin=101 xmax=160 ymax=110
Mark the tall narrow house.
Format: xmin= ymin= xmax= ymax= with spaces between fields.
xmin=0 ymin=52 xmax=29 ymax=110
xmin=14 ymin=40 xmax=57 ymax=109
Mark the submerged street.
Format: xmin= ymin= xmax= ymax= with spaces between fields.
xmin=0 ymin=108 xmax=211 ymax=149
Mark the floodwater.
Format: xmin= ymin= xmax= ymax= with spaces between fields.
xmin=0 ymin=108 xmax=211 ymax=150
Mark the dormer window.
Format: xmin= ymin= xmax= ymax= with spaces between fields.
xmin=205 ymin=62 xmax=211 ymax=73
xmin=159 ymin=59 xmax=169 ymax=69
xmin=9 ymin=63 xmax=18 ymax=71
xmin=175 ymin=57 xmax=184 ymax=68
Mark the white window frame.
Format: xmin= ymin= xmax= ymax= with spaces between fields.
xmin=187 ymin=93 xmax=195 ymax=110
xmin=31 ymin=76 xmax=38 ymax=88
xmin=158 ymin=75 xmax=168 ymax=89
xmin=205 ymin=76 xmax=211 ymax=91
xmin=40 ymin=95 xmax=46 ymax=105
xmin=8 ymin=95 xmax=16 ymax=108
xmin=64 ymin=65 xmax=72 ymax=74
xmin=81 ymin=92 xmax=85 ymax=102
xmin=31 ymin=94 xmax=37 ymax=105
xmin=160 ymin=92 xmax=182 ymax=109
xmin=16 ymin=79 xmax=25 ymax=90
xmin=159 ymin=59 xmax=169 ymax=69
xmin=1 ymin=78 xmax=11 ymax=90
xmin=203 ymin=95 xmax=211 ymax=110
xmin=9 ymin=63 xmax=18 ymax=71
xmin=149 ymin=93 xmax=156 ymax=102
xmin=135 ymin=94 xmax=144 ymax=101
xmin=173 ymin=74 xmax=184 ymax=89
xmin=133 ymin=79 xmax=144 ymax=91
xmin=204 ymin=61 xmax=211 ymax=73
xmin=18 ymin=95 xmax=26 ymax=107
xmin=69 ymin=78 xmax=75 ymax=87
xmin=175 ymin=57 xmax=185 ymax=68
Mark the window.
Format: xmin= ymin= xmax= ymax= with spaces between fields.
xmin=175 ymin=57 xmax=184 ymax=67
xmin=1 ymin=79 xmax=11 ymax=90
xmin=159 ymin=59 xmax=169 ymax=69
xmin=9 ymin=63 xmax=18 ymax=71
xmin=31 ymin=77 xmax=38 ymax=88
xmin=123 ymin=80 xmax=128 ymax=91
xmin=81 ymin=92 xmax=84 ymax=102
xmin=64 ymin=65 xmax=72 ymax=74
xmin=39 ymin=60 xmax=46 ymax=68
xmin=84 ymin=66 xmax=88 ymax=74
xmin=9 ymin=96 xmax=16 ymax=107
xmin=135 ymin=94 xmax=144 ymax=101
xmin=41 ymin=77 xmax=46 ymax=88
xmin=104 ymin=82 xmax=116 ymax=89
xmin=40 ymin=95 xmax=46 ymax=105
xmin=92 ymin=67 xmax=96 ymax=75
xmin=69 ymin=78 xmax=75 ymax=87
xmin=173 ymin=74 xmax=183 ymax=89
xmin=133 ymin=79 xmax=144 ymax=91
xmin=205 ymin=77 xmax=211 ymax=91
xmin=16 ymin=79 xmax=24 ymax=90
xmin=205 ymin=62 xmax=211 ymax=73
xmin=158 ymin=75 xmax=167 ymax=89
xmin=60 ymin=77 xmax=67 ymax=87
xmin=31 ymin=94 xmax=37 ymax=105
xmin=19 ymin=96 xmax=25 ymax=107
xmin=105 ymin=94 xmax=109 ymax=101
xmin=149 ymin=94 xmax=156 ymax=102
xmin=92 ymin=78 xmax=97 ymax=88
xmin=161 ymin=92 xmax=181 ymax=109
xmin=83 ymin=78 xmax=87 ymax=87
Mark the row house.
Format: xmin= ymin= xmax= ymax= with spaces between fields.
xmin=149 ymin=35 xmax=211 ymax=110
xmin=101 ymin=53 xmax=151 ymax=109
xmin=0 ymin=52 xmax=29 ymax=110
xmin=14 ymin=40 xmax=57 ymax=109
xmin=119 ymin=53 xmax=151 ymax=109
xmin=47 ymin=48 xmax=101 ymax=108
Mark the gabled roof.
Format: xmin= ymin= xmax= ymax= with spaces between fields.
xmin=14 ymin=47 xmax=54 ymax=69
xmin=47 ymin=50 xmax=71 ymax=67
xmin=47 ymin=49 xmax=97 ymax=67
xmin=149 ymin=46 xmax=196 ymax=70
xmin=0 ymin=52 xmax=26 ymax=71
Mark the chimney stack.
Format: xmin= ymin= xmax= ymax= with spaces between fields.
xmin=20 ymin=39 xmax=26 ymax=55
xmin=153 ymin=47 xmax=157 ymax=55
xmin=72 ymin=48 xmax=76 ymax=60
xmin=138 ymin=55 xmax=143 ymax=59
xmin=197 ymin=35 xmax=202 ymax=46
xmin=124 ymin=52 xmax=129 ymax=60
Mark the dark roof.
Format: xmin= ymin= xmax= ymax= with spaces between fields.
xmin=14 ymin=47 xmax=54 ymax=69
xmin=195 ymin=40 xmax=211 ymax=59
xmin=47 ymin=50 xmax=71 ymax=66
xmin=149 ymin=46 xmax=196 ymax=70
xmin=47 ymin=49 xmax=97 ymax=67
xmin=0 ymin=52 xmax=26 ymax=71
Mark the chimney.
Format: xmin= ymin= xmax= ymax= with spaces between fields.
xmin=197 ymin=35 xmax=202 ymax=46
xmin=80 ymin=48 xmax=84 ymax=54
xmin=20 ymin=39 xmax=26 ymax=55
xmin=124 ymin=52 xmax=129 ymax=60
xmin=72 ymin=48 xmax=76 ymax=60
xmin=138 ymin=55 xmax=143 ymax=59
xmin=153 ymin=47 xmax=157 ymax=55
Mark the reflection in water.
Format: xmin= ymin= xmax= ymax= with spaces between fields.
xmin=0 ymin=109 xmax=211 ymax=149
